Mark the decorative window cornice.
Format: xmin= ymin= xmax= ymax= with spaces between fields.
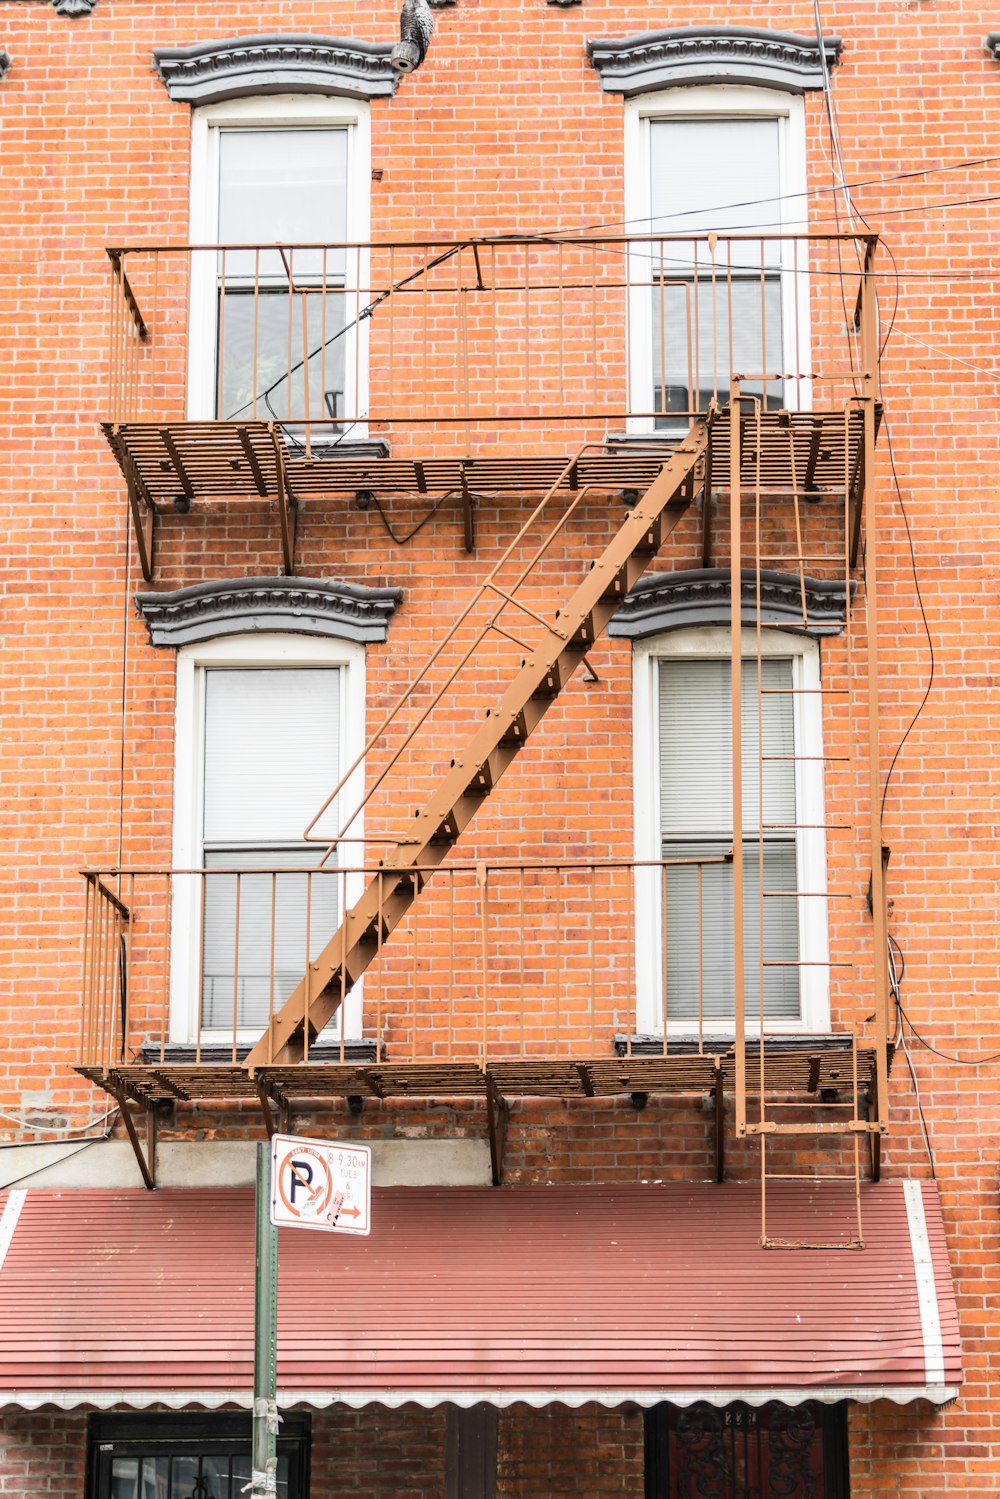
xmin=53 ymin=0 xmax=98 ymax=15
xmin=136 ymin=576 xmax=403 ymax=648
xmin=153 ymin=34 xmax=398 ymax=106
xmin=608 ymin=568 xmax=850 ymax=640
xmin=0 ymin=52 xmax=9 ymax=82
xmin=985 ymin=34 xmax=1000 ymax=62
xmin=586 ymin=26 xmax=843 ymax=97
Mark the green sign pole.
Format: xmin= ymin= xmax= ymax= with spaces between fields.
xmin=252 ymin=1140 xmax=279 ymax=1498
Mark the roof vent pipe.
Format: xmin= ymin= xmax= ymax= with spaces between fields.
xmin=392 ymin=0 xmax=435 ymax=72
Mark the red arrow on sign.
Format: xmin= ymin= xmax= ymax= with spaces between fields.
xmin=338 ymin=1204 xmax=361 ymax=1220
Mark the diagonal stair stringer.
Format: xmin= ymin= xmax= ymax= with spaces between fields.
xmin=244 ymin=418 xmax=711 ymax=1069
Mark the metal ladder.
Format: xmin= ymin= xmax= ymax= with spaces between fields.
xmin=244 ymin=418 xmax=711 ymax=1069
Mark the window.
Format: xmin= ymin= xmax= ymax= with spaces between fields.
xmin=88 ymin=1414 xmax=309 ymax=1499
xmin=644 ymin=1402 xmax=849 ymax=1499
xmin=633 ymin=628 xmax=828 ymax=1034
xmin=171 ymin=633 xmax=366 ymax=1043
xmin=624 ymin=86 xmax=809 ymax=429
xmin=188 ymin=95 xmax=370 ymax=436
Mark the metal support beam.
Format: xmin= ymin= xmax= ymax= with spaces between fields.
xmin=269 ymin=425 xmax=298 ymax=576
xmin=486 ymin=1075 xmax=509 ymax=1187
xmin=109 ymin=1087 xmax=155 ymax=1189
xmin=713 ymin=1066 xmax=725 ymax=1182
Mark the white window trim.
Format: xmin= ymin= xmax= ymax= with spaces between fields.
xmin=170 ymin=632 xmax=367 ymax=1045
xmin=632 ymin=626 xmax=830 ymax=1036
xmin=623 ymin=85 xmax=810 ymax=434
xmin=187 ymin=93 xmax=371 ymax=430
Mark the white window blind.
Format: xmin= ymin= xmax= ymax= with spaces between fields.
xmin=648 ymin=117 xmax=784 ymax=415
xmin=216 ymin=128 xmax=349 ymax=423
xmin=201 ymin=667 xmax=341 ymax=1031
xmin=658 ymin=657 xmax=801 ymax=1024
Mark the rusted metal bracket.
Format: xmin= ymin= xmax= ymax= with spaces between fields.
xmin=712 ymin=1063 xmax=725 ymax=1182
xmin=269 ymin=424 xmax=298 ymax=575
xmin=486 ymin=1074 xmax=509 ymax=1187
xmin=867 ymin=1075 xmax=882 ymax=1182
xmin=460 ymin=465 xmax=476 ymax=553
xmin=108 ymin=1085 xmax=155 ymax=1190
xmin=256 ymin=1078 xmax=290 ymax=1140
xmin=114 ymin=434 xmax=156 ymax=582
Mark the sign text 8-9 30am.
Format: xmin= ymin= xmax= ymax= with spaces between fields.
xmin=269 ymin=1134 xmax=371 ymax=1235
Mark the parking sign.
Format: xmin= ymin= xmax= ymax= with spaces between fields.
xmin=269 ymin=1134 xmax=372 ymax=1235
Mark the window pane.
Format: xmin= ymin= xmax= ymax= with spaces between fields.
xmin=203 ymin=669 xmax=341 ymax=845
xmin=219 ymin=129 xmax=348 ymax=279
xmin=659 ymin=659 xmax=796 ymax=836
xmin=201 ymin=847 xmax=340 ymax=1030
xmin=110 ymin=1459 xmax=139 ymax=1499
xmin=661 ymin=839 xmax=800 ymax=1022
xmin=170 ymin=1457 xmax=199 ymax=1499
xmin=218 ymin=289 xmax=347 ymax=426
xmin=141 ymin=1458 xmax=170 ymax=1499
xmin=658 ymin=657 xmax=800 ymax=1023
xmin=650 ymin=118 xmax=781 ymax=239
xmin=201 ymin=1455 xmax=230 ymax=1497
xmin=651 ymin=275 xmax=783 ymax=415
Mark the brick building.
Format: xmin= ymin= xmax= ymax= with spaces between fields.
xmin=0 ymin=0 xmax=996 ymax=1494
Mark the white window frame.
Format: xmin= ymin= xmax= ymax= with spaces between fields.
xmin=623 ymin=85 xmax=810 ymax=434
xmin=632 ymin=626 xmax=829 ymax=1036
xmin=187 ymin=94 xmax=371 ymax=431
xmin=170 ymin=632 xmax=367 ymax=1045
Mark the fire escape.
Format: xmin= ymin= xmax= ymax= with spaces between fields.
xmin=80 ymin=232 xmax=891 ymax=1243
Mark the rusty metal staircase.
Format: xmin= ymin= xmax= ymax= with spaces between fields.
xmin=243 ymin=416 xmax=711 ymax=1069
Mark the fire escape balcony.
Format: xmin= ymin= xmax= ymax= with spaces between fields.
xmin=86 ymin=231 xmax=891 ymax=1223
xmin=103 ymin=232 xmax=880 ymax=579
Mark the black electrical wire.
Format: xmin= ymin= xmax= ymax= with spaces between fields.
xmin=369 ymin=488 xmax=456 ymax=546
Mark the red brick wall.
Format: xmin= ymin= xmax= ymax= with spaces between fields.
xmin=2 ymin=1 xmax=1000 ymax=1496
xmin=0 ymin=1414 xmax=86 ymax=1498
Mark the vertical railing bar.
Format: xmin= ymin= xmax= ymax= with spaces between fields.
xmin=730 ymin=374 xmax=746 ymax=1137
xmin=421 ymin=253 xmax=429 ymax=423
xmin=558 ymin=243 xmax=565 ymax=410
xmin=95 ymin=886 xmax=108 ymax=1070
xmin=626 ymin=862 xmax=635 ymax=1059
xmin=252 ymin=250 xmax=260 ymax=420
xmin=340 ymin=866 xmax=348 ymax=1064
xmin=373 ymin=868 xmax=384 ymax=1064
xmin=217 ymin=249 xmax=227 ymax=420
xmin=80 ymin=877 xmax=94 ymax=1065
xmin=759 ymin=237 xmax=767 ymax=410
xmin=353 ymin=244 xmax=361 ymax=431
xmin=591 ymin=244 xmax=598 ymax=413
xmin=692 ymin=243 xmax=701 ymax=413
xmin=267 ymin=873 xmax=277 ymax=1065
xmin=285 ymin=252 xmax=294 ymax=423
xmin=124 ymin=872 xmax=135 ymax=1062
xmin=159 ymin=873 xmax=170 ymax=1065
xmin=519 ymin=869 xmax=526 ymax=1058
xmin=231 ymin=873 xmax=241 ymax=1066
xmin=793 ymin=237 xmax=801 ymax=409
xmin=107 ymin=262 xmax=117 ymax=421
xmin=301 ymin=280 xmax=312 ymax=459
xmin=411 ymin=868 xmax=420 ymax=1062
xmin=303 ymin=871 xmax=312 ymax=1063
xmin=697 ymin=862 xmax=704 ymax=1055
xmin=555 ymin=864 xmax=563 ymax=1055
xmin=388 ymin=246 xmax=396 ymax=421
xmin=657 ymin=249 xmax=666 ymax=419
xmin=754 ymin=405 xmax=766 ymax=1133
xmin=447 ymin=870 xmax=454 ymax=1059
xmin=523 ymin=243 xmax=530 ymax=421
xmin=479 ymin=863 xmax=489 ymax=1068
xmin=149 ymin=254 xmax=160 ymax=422
xmin=660 ymin=861 xmax=668 ymax=1055
xmin=588 ymin=864 xmax=596 ymax=1054
xmin=490 ymin=245 xmax=498 ymax=414
xmin=194 ymin=872 xmax=206 ymax=1065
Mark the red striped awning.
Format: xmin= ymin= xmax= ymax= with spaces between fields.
xmin=0 ymin=1180 xmax=961 ymax=1410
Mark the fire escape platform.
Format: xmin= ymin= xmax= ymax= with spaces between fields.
xmin=103 ymin=408 xmax=869 ymax=508
xmin=76 ymin=1044 xmax=882 ymax=1108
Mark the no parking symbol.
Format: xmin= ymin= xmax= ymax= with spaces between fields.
xmin=269 ymin=1134 xmax=372 ymax=1236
